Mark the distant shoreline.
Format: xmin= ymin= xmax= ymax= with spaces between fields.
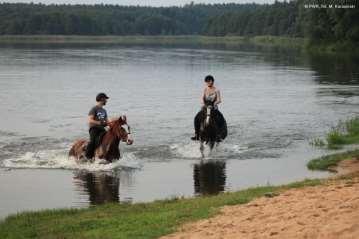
xmin=0 ymin=35 xmax=307 ymax=48
xmin=2 ymin=35 xmax=355 ymax=53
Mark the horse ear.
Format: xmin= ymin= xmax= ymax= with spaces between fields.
xmin=120 ymin=115 xmax=127 ymax=123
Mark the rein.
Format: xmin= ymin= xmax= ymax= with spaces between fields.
xmin=205 ymin=105 xmax=213 ymax=126
xmin=101 ymin=118 xmax=127 ymax=151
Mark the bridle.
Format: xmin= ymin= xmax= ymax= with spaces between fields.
xmin=205 ymin=105 xmax=213 ymax=126
xmin=119 ymin=115 xmax=133 ymax=145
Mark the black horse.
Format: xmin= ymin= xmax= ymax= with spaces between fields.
xmin=196 ymin=104 xmax=227 ymax=156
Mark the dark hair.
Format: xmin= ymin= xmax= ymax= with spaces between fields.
xmin=96 ymin=93 xmax=109 ymax=102
xmin=204 ymin=75 xmax=214 ymax=82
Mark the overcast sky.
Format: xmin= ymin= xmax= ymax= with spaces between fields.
xmin=0 ymin=0 xmax=275 ymax=7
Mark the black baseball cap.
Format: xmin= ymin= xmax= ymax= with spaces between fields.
xmin=96 ymin=93 xmax=109 ymax=102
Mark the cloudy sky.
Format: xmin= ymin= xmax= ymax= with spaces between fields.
xmin=0 ymin=0 xmax=275 ymax=7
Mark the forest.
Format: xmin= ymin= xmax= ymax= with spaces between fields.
xmin=0 ymin=1 xmax=358 ymax=44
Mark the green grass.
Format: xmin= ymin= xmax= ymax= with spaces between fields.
xmin=0 ymin=178 xmax=324 ymax=239
xmin=309 ymin=138 xmax=326 ymax=147
xmin=307 ymin=149 xmax=359 ymax=171
xmin=308 ymin=117 xmax=359 ymax=171
xmin=311 ymin=117 xmax=359 ymax=149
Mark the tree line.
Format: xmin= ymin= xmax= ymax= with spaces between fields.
xmin=0 ymin=3 xmax=244 ymax=35
xmin=0 ymin=1 xmax=358 ymax=43
xmin=204 ymin=0 xmax=359 ymax=44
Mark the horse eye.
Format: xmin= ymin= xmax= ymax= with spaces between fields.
xmin=121 ymin=125 xmax=128 ymax=133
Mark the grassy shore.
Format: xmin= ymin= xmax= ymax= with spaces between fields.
xmin=311 ymin=117 xmax=359 ymax=150
xmin=308 ymin=117 xmax=359 ymax=171
xmin=307 ymin=149 xmax=359 ymax=171
xmin=0 ymin=179 xmax=323 ymax=239
xmin=0 ymin=35 xmax=357 ymax=54
xmin=0 ymin=35 xmax=306 ymax=49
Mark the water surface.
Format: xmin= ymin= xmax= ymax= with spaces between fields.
xmin=1 ymin=44 xmax=359 ymax=218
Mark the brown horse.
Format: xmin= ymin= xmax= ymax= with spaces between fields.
xmin=69 ymin=116 xmax=133 ymax=163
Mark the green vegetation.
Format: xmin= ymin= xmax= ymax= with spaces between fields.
xmin=309 ymin=138 xmax=326 ymax=147
xmin=0 ymin=178 xmax=323 ymax=239
xmin=311 ymin=117 xmax=359 ymax=149
xmin=307 ymin=149 xmax=359 ymax=171
xmin=0 ymin=1 xmax=358 ymax=51
xmin=0 ymin=35 xmax=247 ymax=45
xmin=308 ymin=117 xmax=359 ymax=171
xmin=0 ymin=35 xmax=306 ymax=50
xmin=0 ymin=3 xmax=263 ymax=36
xmin=250 ymin=35 xmax=307 ymax=48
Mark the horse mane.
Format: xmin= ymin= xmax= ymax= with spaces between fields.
xmin=102 ymin=116 xmax=126 ymax=145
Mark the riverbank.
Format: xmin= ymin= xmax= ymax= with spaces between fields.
xmin=0 ymin=178 xmax=322 ymax=239
xmin=1 ymin=155 xmax=358 ymax=239
xmin=164 ymin=149 xmax=359 ymax=239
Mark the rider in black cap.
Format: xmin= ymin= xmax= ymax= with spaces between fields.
xmin=85 ymin=93 xmax=110 ymax=160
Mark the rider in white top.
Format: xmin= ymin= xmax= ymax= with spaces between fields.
xmin=191 ymin=75 xmax=226 ymax=141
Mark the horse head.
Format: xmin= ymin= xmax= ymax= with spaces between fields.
xmin=199 ymin=105 xmax=218 ymax=150
xmin=204 ymin=105 xmax=214 ymax=127
xmin=108 ymin=115 xmax=133 ymax=145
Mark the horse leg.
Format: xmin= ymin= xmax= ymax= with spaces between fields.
xmin=210 ymin=139 xmax=216 ymax=150
xmin=200 ymin=141 xmax=205 ymax=158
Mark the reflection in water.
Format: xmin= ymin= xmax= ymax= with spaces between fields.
xmin=193 ymin=161 xmax=226 ymax=195
xmin=73 ymin=171 xmax=120 ymax=205
xmin=309 ymin=53 xmax=359 ymax=85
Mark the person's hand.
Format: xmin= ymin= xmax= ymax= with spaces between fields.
xmin=108 ymin=121 xmax=114 ymax=128
xmin=100 ymin=120 xmax=107 ymax=126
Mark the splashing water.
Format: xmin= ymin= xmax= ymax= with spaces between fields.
xmin=2 ymin=149 xmax=142 ymax=171
xmin=170 ymin=141 xmax=248 ymax=159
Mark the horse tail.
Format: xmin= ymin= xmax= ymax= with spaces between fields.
xmin=68 ymin=140 xmax=87 ymax=159
xmin=69 ymin=145 xmax=75 ymax=157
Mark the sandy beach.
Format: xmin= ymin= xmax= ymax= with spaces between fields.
xmin=162 ymin=159 xmax=359 ymax=239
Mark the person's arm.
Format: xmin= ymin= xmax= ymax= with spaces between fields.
xmin=88 ymin=115 xmax=105 ymax=126
xmin=215 ymin=90 xmax=222 ymax=106
xmin=201 ymin=88 xmax=206 ymax=106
